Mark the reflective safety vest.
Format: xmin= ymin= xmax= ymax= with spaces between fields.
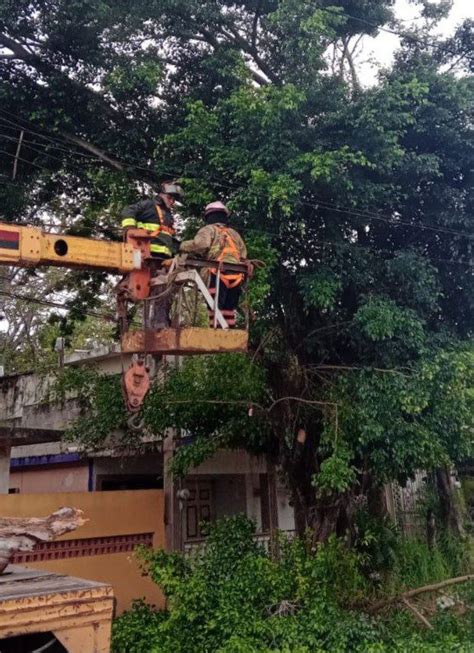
xmin=210 ymin=226 xmax=244 ymax=288
xmin=122 ymin=203 xmax=176 ymax=257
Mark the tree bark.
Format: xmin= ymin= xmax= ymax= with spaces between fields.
xmin=435 ymin=467 xmax=464 ymax=537
xmin=0 ymin=507 xmax=86 ymax=573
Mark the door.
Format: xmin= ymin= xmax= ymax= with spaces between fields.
xmin=185 ymin=480 xmax=213 ymax=541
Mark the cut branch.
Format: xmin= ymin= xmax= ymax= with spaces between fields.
xmin=401 ymin=598 xmax=433 ymax=629
xmin=369 ymin=575 xmax=474 ymax=614
xmin=251 ymin=2 xmax=261 ymax=49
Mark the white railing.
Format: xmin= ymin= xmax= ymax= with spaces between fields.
xmin=183 ymin=530 xmax=296 ymax=556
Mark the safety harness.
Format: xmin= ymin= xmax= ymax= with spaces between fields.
xmin=210 ymin=225 xmax=244 ymax=288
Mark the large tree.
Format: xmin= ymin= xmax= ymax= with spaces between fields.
xmin=1 ymin=1 xmax=473 ymax=539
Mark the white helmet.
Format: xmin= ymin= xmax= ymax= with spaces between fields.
xmin=161 ymin=181 xmax=184 ymax=200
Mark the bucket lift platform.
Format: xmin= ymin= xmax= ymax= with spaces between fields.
xmin=121 ymin=326 xmax=248 ymax=355
xmin=121 ymin=259 xmax=250 ymax=355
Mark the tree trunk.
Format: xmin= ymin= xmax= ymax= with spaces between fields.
xmin=435 ymin=467 xmax=464 ymax=537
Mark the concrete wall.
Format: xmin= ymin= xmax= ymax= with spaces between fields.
xmin=188 ymin=450 xmax=295 ymax=533
xmin=191 ymin=449 xmax=266 ymax=475
xmin=93 ymin=452 xmax=163 ymax=488
xmin=214 ymin=474 xmax=247 ymax=520
xmin=276 ymin=479 xmax=294 ymax=532
xmin=10 ymin=464 xmax=89 ymax=494
xmin=0 ymin=490 xmax=165 ymax=614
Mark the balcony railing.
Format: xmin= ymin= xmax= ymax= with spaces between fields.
xmin=183 ymin=530 xmax=295 ymax=556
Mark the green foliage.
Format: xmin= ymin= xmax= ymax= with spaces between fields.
xmin=142 ymin=354 xmax=270 ymax=461
xmin=312 ymin=447 xmax=357 ymax=495
xmin=112 ymin=517 xmax=473 ymax=653
xmin=111 ymin=600 xmax=167 ymax=653
xmin=355 ymin=297 xmax=426 ymax=350
xmin=389 ymin=533 xmax=472 ymax=594
xmin=3 ymin=0 xmax=472 ymax=545
xmin=327 ymin=346 xmax=473 ymax=485
xmin=299 ymin=270 xmax=342 ymax=311
xmin=169 ymin=434 xmax=222 ymax=478
xmin=52 ymin=365 xmax=135 ymax=451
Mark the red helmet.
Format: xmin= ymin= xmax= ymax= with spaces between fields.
xmin=204 ymin=201 xmax=231 ymax=218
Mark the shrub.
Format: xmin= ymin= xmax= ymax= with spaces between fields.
xmin=111 ymin=600 xmax=167 ymax=653
xmin=112 ymin=516 xmax=473 ymax=653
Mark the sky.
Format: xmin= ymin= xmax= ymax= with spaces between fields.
xmin=358 ymin=0 xmax=474 ymax=85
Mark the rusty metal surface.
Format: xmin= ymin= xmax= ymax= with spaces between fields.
xmin=0 ymin=566 xmax=114 ymax=640
xmin=185 ymin=258 xmax=250 ymax=274
xmin=121 ymin=327 xmax=248 ymax=354
xmin=0 ymin=566 xmax=112 ymax=600
xmin=123 ymin=358 xmax=151 ymax=411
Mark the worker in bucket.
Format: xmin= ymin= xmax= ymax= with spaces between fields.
xmin=179 ymin=201 xmax=247 ymax=327
xmin=121 ymin=182 xmax=184 ymax=327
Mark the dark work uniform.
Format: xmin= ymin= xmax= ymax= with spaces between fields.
xmin=121 ymin=196 xmax=178 ymax=259
xmin=121 ymin=196 xmax=178 ymax=328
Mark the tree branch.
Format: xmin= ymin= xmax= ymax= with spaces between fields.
xmin=59 ymin=132 xmax=125 ymax=172
xmin=401 ymin=598 xmax=433 ymax=630
xmin=251 ymin=1 xmax=261 ymax=50
xmin=224 ymin=23 xmax=279 ymax=84
xmin=369 ymin=575 xmax=474 ymax=613
xmin=0 ymin=33 xmax=122 ymax=123
xmin=268 ymin=396 xmax=338 ymax=412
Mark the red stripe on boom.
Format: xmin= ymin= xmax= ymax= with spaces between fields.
xmin=0 ymin=230 xmax=19 ymax=243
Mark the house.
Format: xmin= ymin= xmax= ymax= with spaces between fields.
xmin=0 ymin=346 xmax=295 ymax=611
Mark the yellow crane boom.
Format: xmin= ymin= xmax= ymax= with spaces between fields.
xmin=0 ymin=224 xmax=139 ymax=272
xmin=0 ymin=221 xmax=250 ymax=414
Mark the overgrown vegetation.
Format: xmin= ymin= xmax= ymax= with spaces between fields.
xmin=2 ymin=1 xmax=473 ymax=648
xmin=112 ymin=516 xmax=474 ymax=653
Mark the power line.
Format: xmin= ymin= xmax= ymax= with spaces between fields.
xmin=3 ymin=132 xmax=471 ymax=242
xmin=242 ymin=226 xmax=473 ymax=268
xmin=0 ymin=123 xmax=102 ymax=162
xmin=0 ymin=289 xmax=116 ymax=322
xmin=0 ymin=148 xmax=57 ymax=174
xmin=0 ymin=132 xmax=73 ymax=166
xmin=302 ymin=198 xmax=473 ymax=239
xmin=318 ymin=5 xmax=474 ymax=63
xmin=2 ymin=110 xmax=472 ymax=241
xmin=0 ymin=112 xmax=100 ymax=160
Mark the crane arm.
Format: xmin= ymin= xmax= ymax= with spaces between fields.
xmin=0 ymin=223 xmax=140 ymax=273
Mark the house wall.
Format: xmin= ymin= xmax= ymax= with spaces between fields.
xmin=245 ymin=473 xmax=263 ymax=530
xmin=0 ymin=490 xmax=165 ymax=614
xmin=93 ymin=452 xmax=163 ymax=488
xmin=214 ymin=474 xmax=247 ymax=519
xmin=191 ymin=449 xmax=266 ymax=475
xmin=276 ymin=479 xmax=295 ymax=532
xmin=10 ymin=464 xmax=89 ymax=494
xmin=189 ymin=450 xmax=295 ymax=533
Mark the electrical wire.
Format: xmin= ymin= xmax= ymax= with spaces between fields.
xmin=0 ymin=148 xmax=57 ymax=173
xmin=0 ymin=132 xmax=75 ymax=166
xmin=302 ymin=198 xmax=473 ymax=238
xmin=0 ymin=123 xmax=102 ymax=162
xmin=3 ymin=128 xmax=472 ymax=242
xmin=0 ymin=289 xmax=116 ymax=322
xmin=1 ymin=110 xmax=473 ymax=242
xmin=318 ymin=5 xmax=474 ymax=62
xmin=0 ymin=112 xmax=100 ymax=160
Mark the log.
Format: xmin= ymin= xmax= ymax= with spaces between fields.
xmin=0 ymin=507 xmax=86 ymax=573
xmin=369 ymin=575 xmax=474 ymax=614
